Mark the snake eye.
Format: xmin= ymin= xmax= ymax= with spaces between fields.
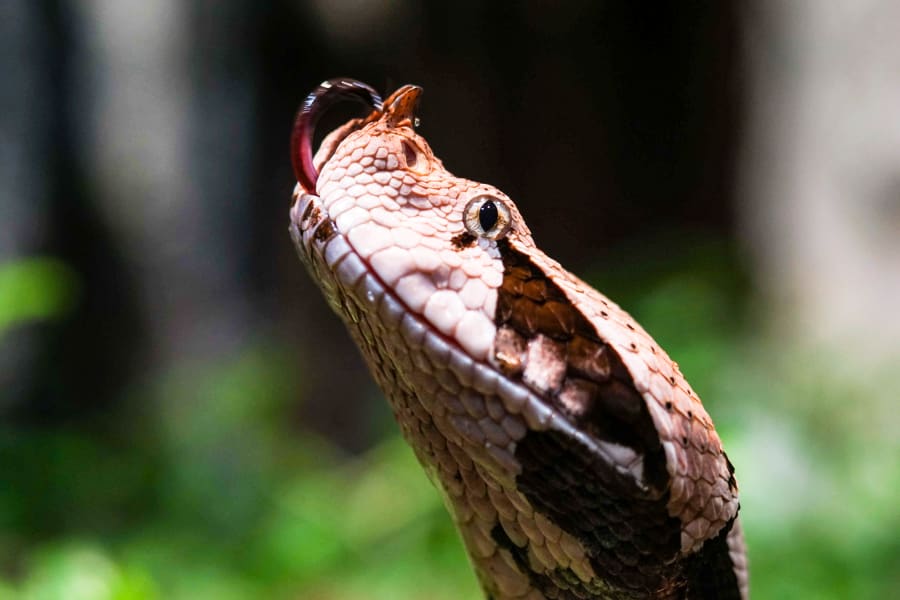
xmin=464 ymin=195 xmax=512 ymax=240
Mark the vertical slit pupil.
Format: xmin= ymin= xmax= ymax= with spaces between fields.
xmin=479 ymin=200 xmax=499 ymax=231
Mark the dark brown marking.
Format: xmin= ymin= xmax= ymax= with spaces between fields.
xmin=533 ymin=302 xmax=574 ymax=340
xmin=591 ymin=379 xmax=644 ymax=424
xmin=451 ymin=231 xmax=476 ymax=249
xmin=516 ymin=430 xmax=684 ymax=598
xmin=545 ymin=300 xmax=578 ymax=336
xmin=568 ymin=334 xmax=611 ymax=380
xmin=313 ymin=218 xmax=336 ymax=243
xmin=684 ymin=517 xmax=742 ymax=600
xmin=522 ymin=279 xmax=548 ymax=302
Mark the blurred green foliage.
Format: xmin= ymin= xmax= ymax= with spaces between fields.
xmin=0 ymin=258 xmax=79 ymax=338
xmin=1 ymin=243 xmax=897 ymax=599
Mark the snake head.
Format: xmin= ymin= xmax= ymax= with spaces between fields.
xmin=291 ymin=80 xmax=536 ymax=361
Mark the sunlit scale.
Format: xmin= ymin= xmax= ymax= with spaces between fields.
xmin=369 ymin=247 xmax=414 ymax=287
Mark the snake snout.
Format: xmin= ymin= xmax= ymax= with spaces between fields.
xmin=290 ymin=78 xmax=384 ymax=193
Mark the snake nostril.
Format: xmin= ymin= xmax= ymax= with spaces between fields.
xmin=402 ymin=141 xmax=419 ymax=169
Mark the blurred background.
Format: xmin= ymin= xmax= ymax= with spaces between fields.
xmin=1 ymin=1 xmax=898 ymax=598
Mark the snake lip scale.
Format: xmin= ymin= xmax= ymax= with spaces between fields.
xmin=289 ymin=79 xmax=749 ymax=599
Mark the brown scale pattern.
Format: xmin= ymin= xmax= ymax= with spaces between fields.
xmin=487 ymin=239 xmax=744 ymax=595
xmin=529 ymin=251 xmax=740 ymax=555
xmin=494 ymin=241 xmax=669 ymax=493
xmin=487 ymin=241 xmax=691 ymax=597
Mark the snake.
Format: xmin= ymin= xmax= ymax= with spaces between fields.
xmin=288 ymin=79 xmax=749 ymax=599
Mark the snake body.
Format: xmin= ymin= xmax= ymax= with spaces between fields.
xmin=289 ymin=81 xmax=748 ymax=599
